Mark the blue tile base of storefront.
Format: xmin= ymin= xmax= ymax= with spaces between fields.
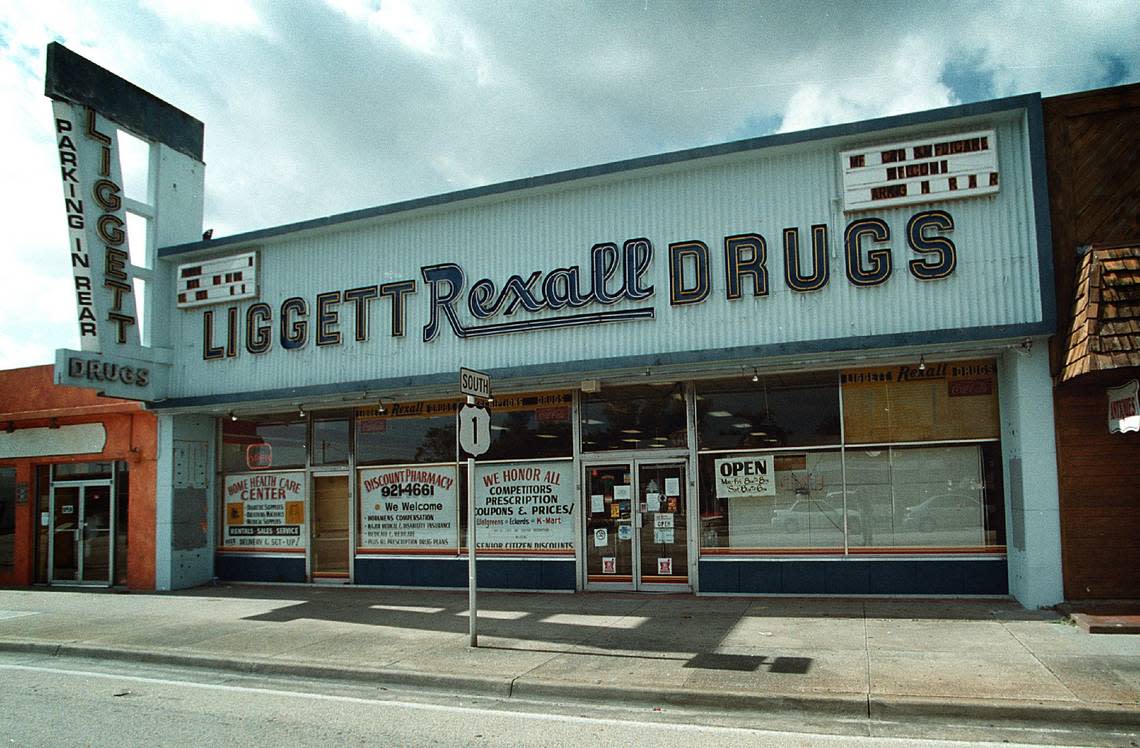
xmin=698 ymin=557 xmax=1008 ymax=595
xmin=216 ymin=554 xmax=308 ymax=584
xmin=354 ymin=558 xmax=576 ymax=590
xmin=351 ymin=554 xmax=574 ymax=588
xmin=215 ymin=555 xmax=576 ymax=590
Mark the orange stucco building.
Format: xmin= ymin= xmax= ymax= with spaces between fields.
xmin=0 ymin=365 xmax=156 ymax=589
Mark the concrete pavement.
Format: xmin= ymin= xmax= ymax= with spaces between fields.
xmin=0 ymin=585 xmax=1137 ymax=731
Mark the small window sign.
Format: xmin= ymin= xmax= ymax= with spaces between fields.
xmin=246 ymin=442 xmax=273 ymax=470
xmin=1108 ymin=380 xmax=1139 ymax=434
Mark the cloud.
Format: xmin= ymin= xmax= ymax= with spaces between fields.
xmin=2 ymin=0 xmax=1138 ymax=368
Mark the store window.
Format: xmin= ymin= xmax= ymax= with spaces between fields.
xmin=843 ymin=444 xmax=1005 ymax=549
xmin=581 ymin=384 xmax=687 ymax=451
xmin=356 ymin=400 xmax=458 ymax=466
xmin=697 ymin=360 xmax=1005 ymax=554
xmin=311 ymin=415 xmax=350 ymax=466
xmin=841 ymin=360 xmax=999 ymax=443
xmin=222 ymin=416 xmax=306 ymax=472
xmin=220 ymin=415 xmax=307 ymax=552
xmin=697 ymin=371 xmax=840 ymax=449
xmin=53 ymin=462 xmax=114 ymax=480
xmin=115 ymin=461 xmax=130 ymax=585
xmin=355 ymin=393 xmax=574 ymax=555
xmin=0 ymin=467 xmax=15 ymax=567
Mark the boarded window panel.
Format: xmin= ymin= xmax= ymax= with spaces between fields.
xmin=842 ymin=359 xmax=999 ymax=444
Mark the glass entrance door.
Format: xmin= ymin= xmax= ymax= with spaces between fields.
xmin=584 ymin=460 xmax=689 ymax=590
xmin=311 ymin=474 xmax=350 ymax=579
xmin=50 ymin=482 xmax=114 ymax=585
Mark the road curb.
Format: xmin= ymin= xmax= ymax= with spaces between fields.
xmin=0 ymin=640 xmax=514 ymax=698
xmin=870 ymin=694 xmax=1140 ymax=729
xmin=2 ymin=639 xmax=1137 ymax=730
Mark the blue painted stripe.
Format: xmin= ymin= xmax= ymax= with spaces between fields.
xmin=463 ymin=307 xmax=654 ymax=337
xmin=149 ymin=321 xmax=1050 ymax=410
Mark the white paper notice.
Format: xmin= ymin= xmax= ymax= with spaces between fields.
xmin=617 ymin=524 xmax=633 ymax=541
xmin=591 ymin=494 xmax=605 ymax=514
xmin=593 ymin=527 xmax=608 ymax=547
xmin=613 ymin=485 xmax=631 ymax=501
xmin=653 ymin=528 xmax=675 ymax=544
xmin=664 ymin=478 xmax=680 ymax=496
xmin=654 ymin=513 xmax=674 ymax=529
xmin=646 ymin=492 xmax=661 ymax=512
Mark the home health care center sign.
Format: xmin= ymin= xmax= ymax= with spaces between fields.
xmin=224 ymin=472 xmax=304 ymax=549
xmin=358 ymin=466 xmax=457 ymax=549
xmin=474 ymin=461 xmax=574 ymax=551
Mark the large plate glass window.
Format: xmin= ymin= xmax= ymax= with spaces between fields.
xmin=581 ymin=384 xmax=687 ymax=451
xmin=0 ymin=468 xmax=16 ymax=569
xmin=696 ymin=360 xmax=1005 ymax=554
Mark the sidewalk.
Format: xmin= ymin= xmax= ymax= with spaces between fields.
xmin=0 ymin=585 xmax=1137 ymax=730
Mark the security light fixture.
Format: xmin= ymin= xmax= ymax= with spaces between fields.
xmin=49 ymin=418 xmax=59 ymax=430
xmin=297 ymin=404 xmax=305 ymax=418
xmin=751 ymin=368 xmax=759 ymax=383
xmin=4 ymin=421 xmax=13 ymax=434
xmin=229 ymin=411 xmax=237 ymax=421
xmin=918 ymin=355 xmax=926 ymax=371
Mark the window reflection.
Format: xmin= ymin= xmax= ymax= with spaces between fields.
xmin=222 ymin=417 xmax=306 ymax=472
xmin=581 ymin=384 xmax=687 ymax=451
xmin=696 ymin=372 xmax=841 ymax=449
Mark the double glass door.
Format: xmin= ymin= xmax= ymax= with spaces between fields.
xmin=584 ymin=459 xmax=689 ymax=590
xmin=50 ymin=482 xmax=113 ymax=585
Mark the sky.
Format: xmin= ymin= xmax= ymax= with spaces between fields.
xmin=2 ymin=0 xmax=1138 ymax=368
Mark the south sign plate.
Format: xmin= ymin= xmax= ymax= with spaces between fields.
xmin=459 ymin=367 xmax=491 ymax=400
xmin=458 ymin=404 xmax=491 ymax=457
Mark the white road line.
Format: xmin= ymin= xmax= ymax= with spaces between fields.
xmin=0 ymin=661 xmax=1057 ymax=747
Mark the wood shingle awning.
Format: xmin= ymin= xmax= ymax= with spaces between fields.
xmin=1061 ymin=243 xmax=1140 ymax=381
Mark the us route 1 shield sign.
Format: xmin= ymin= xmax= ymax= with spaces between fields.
xmin=458 ymin=404 xmax=491 ymax=457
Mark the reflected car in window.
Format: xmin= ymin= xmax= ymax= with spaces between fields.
xmin=903 ymin=493 xmax=984 ymax=532
xmin=772 ymin=498 xmax=860 ymax=534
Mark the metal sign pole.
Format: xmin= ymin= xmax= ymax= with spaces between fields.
xmin=467 ymin=393 xmax=478 ymax=647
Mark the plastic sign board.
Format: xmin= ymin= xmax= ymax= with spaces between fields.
xmin=53 ymin=349 xmax=166 ymax=402
xmin=1108 ymin=380 xmax=1140 ymax=434
xmin=458 ymin=404 xmax=491 ymax=457
xmin=460 ymin=367 xmax=491 ymax=400
xmin=177 ymin=252 xmax=259 ymax=308
xmin=51 ymin=102 xmax=142 ymax=352
xmin=841 ymin=130 xmax=998 ymax=212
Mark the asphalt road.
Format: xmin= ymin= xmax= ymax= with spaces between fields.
xmin=0 ymin=653 xmax=1133 ymax=747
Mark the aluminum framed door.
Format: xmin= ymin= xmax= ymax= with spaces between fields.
xmin=583 ymin=458 xmax=690 ymax=591
xmin=49 ymin=481 xmax=114 ymax=586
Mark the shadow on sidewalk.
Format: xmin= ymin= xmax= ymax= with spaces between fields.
xmin=154 ymin=583 xmax=1055 ymax=670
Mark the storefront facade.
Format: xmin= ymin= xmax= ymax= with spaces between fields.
xmin=44 ymin=44 xmax=1064 ymax=606
xmin=0 ymin=365 xmax=156 ymax=589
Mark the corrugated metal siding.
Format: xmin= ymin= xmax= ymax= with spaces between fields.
xmin=167 ymin=110 xmax=1043 ymax=398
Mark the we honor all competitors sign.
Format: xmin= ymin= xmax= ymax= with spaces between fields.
xmin=474 ymin=461 xmax=575 ymax=552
